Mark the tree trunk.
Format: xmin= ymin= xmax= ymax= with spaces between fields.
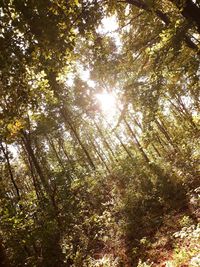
xmin=58 ymin=139 xmax=76 ymax=171
xmin=21 ymin=142 xmax=42 ymax=200
xmin=94 ymin=121 xmax=117 ymax=161
xmin=60 ymin=107 xmax=96 ymax=169
xmin=21 ymin=131 xmax=51 ymax=194
xmin=47 ymin=71 xmax=95 ymax=170
xmin=46 ymin=135 xmax=67 ymax=172
xmin=152 ymin=143 xmax=162 ymax=158
xmin=154 ymin=118 xmax=181 ymax=153
xmin=123 ymin=118 xmax=150 ymax=163
xmin=0 ymin=142 xmax=21 ymax=201
xmin=102 ymin=116 xmax=135 ymax=161
xmin=90 ymin=139 xmax=111 ymax=173
xmin=171 ymin=0 xmax=200 ymax=33
xmin=125 ymin=0 xmax=199 ymax=52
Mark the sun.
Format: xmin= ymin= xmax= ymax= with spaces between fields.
xmin=96 ymin=92 xmax=117 ymax=119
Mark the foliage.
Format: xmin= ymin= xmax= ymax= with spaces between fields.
xmin=0 ymin=0 xmax=199 ymax=266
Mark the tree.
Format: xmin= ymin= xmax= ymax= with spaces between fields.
xmin=0 ymin=1 xmax=199 ymax=266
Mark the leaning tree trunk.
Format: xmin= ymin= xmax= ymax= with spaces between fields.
xmin=125 ymin=0 xmax=199 ymax=52
xmin=0 ymin=142 xmax=21 ymax=201
xmin=123 ymin=118 xmax=150 ymax=163
xmin=47 ymin=71 xmax=96 ymax=170
xmin=170 ymin=0 xmax=200 ymax=33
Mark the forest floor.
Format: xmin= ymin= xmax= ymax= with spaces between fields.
xmin=133 ymin=187 xmax=200 ymax=267
xmin=92 ymin=187 xmax=200 ymax=267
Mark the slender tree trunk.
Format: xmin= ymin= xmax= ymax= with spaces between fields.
xmin=21 ymin=142 xmax=42 ymax=200
xmin=125 ymin=0 xmax=199 ymax=52
xmin=58 ymin=140 xmax=76 ymax=171
xmin=152 ymin=143 xmax=162 ymax=158
xmin=156 ymin=132 xmax=169 ymax=148
xmin=61 ymin=108 xmax=96 ymax=169
xmin=94 ymin=138 xmax=111 ymax=164
xmin=102 ymin=116 xmax=135 ymax=160
xmin=177 ymin=97 xmax=199 ymax=132
xmin=21 ymin=131 xmax=50 ymax=193
xmin=170 ymin=0 xmax=200 ymax=33
xmin=0 ymin=142 xmax=21 ymax=201
xmin=123 ymin=118 xmax=150 ymax=163
xmin=154 ymin=118 xmax=181 ymax=153
xmin=46 ymin=135 xmax=67 ymax=172
xmin=22 ymin=133 xmax=63 ymax=227
xmin=90 ymin=139 xmax=111 ymax=173
xmin=94 ymin=121 xmax=117 ymax=161
xmin=47 ymin=71 xmax=95 ymax=170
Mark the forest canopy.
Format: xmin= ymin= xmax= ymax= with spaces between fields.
xmin=0 ymin=1 xmax=199 ymax=266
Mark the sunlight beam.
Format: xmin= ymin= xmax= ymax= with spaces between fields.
xmin=96 ymin=92 xmax=117 ymax=120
